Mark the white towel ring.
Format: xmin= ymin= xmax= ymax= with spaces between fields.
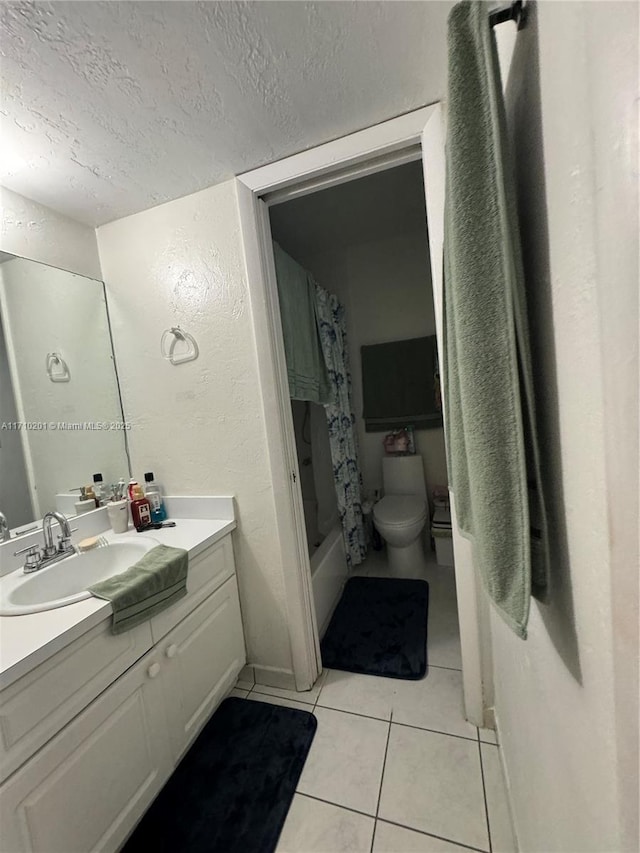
xmin=160 ymin=326 xmax=199 ymax=365
xmin=46 ymin=352 xmax=71 ymax=382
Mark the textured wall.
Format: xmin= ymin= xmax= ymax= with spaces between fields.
xmin=1 ymin=1 xmax=452 ymax=225
xmin=0 ymin=187 xmax=101 ymax=280
xmin=96 ymin=179 xmax=293 ymax=677
xmin=492 ymin=4 xmax=639 ymax=851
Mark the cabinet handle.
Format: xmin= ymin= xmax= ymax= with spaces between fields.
xmin=147 ymin=662 xmax=161 ymax=679
xmin=166 ymin=644 xmax=178 ymax=659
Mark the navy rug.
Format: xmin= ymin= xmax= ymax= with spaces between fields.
xmin=320 ymin=576 xmax=429 ymax=679
xmin=123 ymin=697 xmax=317 ymax=853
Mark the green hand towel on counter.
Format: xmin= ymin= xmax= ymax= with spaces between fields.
xmin=444 ymin=1 xmax=549 ymax=638
xmin=89 ymin=544 xmax=188 ymax=635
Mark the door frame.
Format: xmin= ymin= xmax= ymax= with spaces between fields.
xmin=237 ymin=104 xmax=488 ymax=724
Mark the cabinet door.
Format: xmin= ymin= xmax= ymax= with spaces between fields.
xmin=160 ymin=575 xmax=246 ymax=762
xmin=0 ymin=651 xmax=172 ymax=853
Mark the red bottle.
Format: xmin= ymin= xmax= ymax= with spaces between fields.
xmin=130 ymin=484 xmax=152 ymax=529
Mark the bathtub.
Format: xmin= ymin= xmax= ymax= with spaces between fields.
xmin=310 ymin=523 xmax=348 ymax=638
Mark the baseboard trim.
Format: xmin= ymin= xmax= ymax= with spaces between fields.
xmin=244 ymin=664 xmax=296 ymax=691
xmin=494 ymin=710 xmax=521 ymax=852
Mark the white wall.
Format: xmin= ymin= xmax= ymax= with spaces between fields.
xmin=492 ymin=4 xmax=639 ymax=852
xmin=0 ymin=258 xmax=128 ymax=516
xmin=96 ymin=179 xmax=295 ymax=680
xmin=300 ymin=228 xmax=448 ymax=507
xmin=0 ymin=186 xmax=101 ymax=280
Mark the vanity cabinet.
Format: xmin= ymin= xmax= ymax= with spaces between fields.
xmin=0 ymin=648 xmax=172 ymax=853
xmin=0 ymin=534 xmax=245 ymax=853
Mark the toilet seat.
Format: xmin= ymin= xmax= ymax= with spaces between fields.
xmin=374 ymin=495 xmax=427 ymax=528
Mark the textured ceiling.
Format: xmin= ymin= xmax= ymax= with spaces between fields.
xmin=270 ymin=160 xmax=427 ymax=258
xmin=0 ymin=1 xmax=452 ymax=226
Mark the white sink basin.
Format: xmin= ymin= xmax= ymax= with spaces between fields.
xmin=0 ymin=537 xmax=159 ymax=616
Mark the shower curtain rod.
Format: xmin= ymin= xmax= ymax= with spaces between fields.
xmin=489 ymin=0 xmax=527 ymax=30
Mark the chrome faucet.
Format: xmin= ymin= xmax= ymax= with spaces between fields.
xmin=0 ymin=512 xmax=10 ymax=543
xmin=14 ymin=511 xmax=77 ymax=573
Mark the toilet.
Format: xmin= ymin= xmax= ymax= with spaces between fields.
xmin=373 ymin=456 xmax=429 ymax=576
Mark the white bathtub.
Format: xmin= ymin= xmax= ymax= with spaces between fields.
xmin=310 ymin=523 xmax=348 ymax=638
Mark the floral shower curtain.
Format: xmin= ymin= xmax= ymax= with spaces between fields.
xmin=315 ymin=284 xmax=367 ymax=568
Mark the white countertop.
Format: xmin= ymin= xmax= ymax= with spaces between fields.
xmin=0 ymin=516 xmax=236 ymax=691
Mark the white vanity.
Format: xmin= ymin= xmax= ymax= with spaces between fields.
xmin=0 ymin=498 xmax=246 ymax=853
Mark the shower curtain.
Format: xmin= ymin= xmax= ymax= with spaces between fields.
xmin=273 ymin=242 xmax=366 ymax=568
xmin=315 ymin=285 xmax=367 ymax=568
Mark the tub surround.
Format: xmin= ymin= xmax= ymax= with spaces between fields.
xmin=0 ymin=496 xmax=235 ymax=690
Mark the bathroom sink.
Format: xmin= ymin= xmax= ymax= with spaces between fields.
xmin=0 ymin=537 xmax=159 ymax=616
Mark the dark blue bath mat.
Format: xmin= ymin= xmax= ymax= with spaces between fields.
xmin=320 ymin=576 xmax=429 ymax=679
xmin=122 ymin=697 xmax=317 ymax=853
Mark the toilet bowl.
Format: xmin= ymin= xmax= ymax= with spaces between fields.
xmin=373 ymin=494 xmax=428 ymax=575
xmin=373 ymin=455 xmax=429 ymax=576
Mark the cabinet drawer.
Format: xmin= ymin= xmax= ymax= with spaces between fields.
xmin=0 ymin=620 xmax=153 ymax=783
xmin=150 ymin=535 xmax=236 ymax=642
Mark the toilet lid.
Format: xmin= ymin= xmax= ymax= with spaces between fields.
xmin=373 ymin=495 xmax=427 ymax=527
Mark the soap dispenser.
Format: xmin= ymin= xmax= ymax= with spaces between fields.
xmin=72 ymin=486 xmax=95 ymax=515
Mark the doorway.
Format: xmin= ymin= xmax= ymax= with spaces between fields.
xmin=237 ymin=105 xmax=488 ymax=725
xmin=269 ymin=161 xmax=458 ymax=669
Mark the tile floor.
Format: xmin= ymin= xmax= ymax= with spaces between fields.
xmin=231 ymin=548 xmax=516 ymax=853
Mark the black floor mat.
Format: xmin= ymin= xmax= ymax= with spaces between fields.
xmin=122 ymin=697 xmax=317 ymax=853
xmin=320 ymin=576 xmax=429 ymax=679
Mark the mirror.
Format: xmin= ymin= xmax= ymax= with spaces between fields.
xmin=0 ymin=254 xmax=131 ymax=536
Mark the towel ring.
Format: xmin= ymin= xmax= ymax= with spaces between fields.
xmin=160 ymin=326 xmax=199 ymax=365
xmin=46 ymin=352 xmax=71 ymax=383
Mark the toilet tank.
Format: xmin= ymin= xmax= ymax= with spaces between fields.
xmin=382 ymin=456 xmax=427 ymax=499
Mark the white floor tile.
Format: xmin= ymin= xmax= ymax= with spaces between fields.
xmin=247 ymin=692 xmax=313 ymax=713
xmin=297 ymin=707 xmax=389 ymax=816
xmin=277 ymin=795 xmax=374 ymax=853
xmin=317 ymin=667 xmax=476 ymax=740
xmin=423 ymin=567 xmax=463 ymax=671
xmin=252 ymin=669 xmax=327 ymax=706
xmin=235 ymin=679 xmax=254 ymax=691
xmin=379 ymin=725 xmax=489 ymax=851
xmin=480 ymin=744 xmax=517 ymax=853
xmin=478 ymin=728 xmax=498 ymax=745
xmin=392 ymin=667 xmax=477 ymax=740
xmin=373 ymin=821 xmax=474 ymax=852
xmin=228 ymin=688 xmax=249 ymax=699
xmin=317 ymin=669 xmax=395 ymax=720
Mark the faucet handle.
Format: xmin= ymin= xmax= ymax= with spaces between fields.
xmin=56 ymin=527 xmax=78 ymax=551
xmin=14 ymin=543 xmax=43 ymax=572
xmin=14 ymin=543 xmax=41 ymax=557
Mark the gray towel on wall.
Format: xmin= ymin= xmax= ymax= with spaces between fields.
xmin=273 ymin=242 xmax=332 ymax=405
xmin=444 ymin=0 xmax=549 ymax=638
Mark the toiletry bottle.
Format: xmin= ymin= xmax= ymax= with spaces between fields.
xmin=130 ymin=484 xmax=152 ymax=529
xmin=127 ymin=479 xmax=139 ymax=502
xmin=116 ymin=478 xmax=127 ymax=501
xmin=93 ymin=473 xmax=106 ymax=507
xmin=144 ymin=472 xmax=166 ymax=523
